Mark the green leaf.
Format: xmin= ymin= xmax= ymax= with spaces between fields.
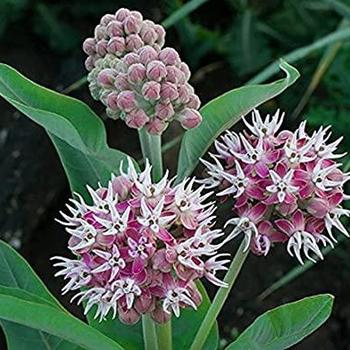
xmin=176 ymin=60 xmax=300 ymax=181
xmin=87 ymin=282 xmax=218 ymax=350
xmin=0 ymin=294 xmax=124 ymax=350
xmin=226 ymin=294 xmax=334 ymax=350
xmin=0 ymin=240 xmax=80 ymax=349
xmin=0 ymin=63 xmax=137 ymax=198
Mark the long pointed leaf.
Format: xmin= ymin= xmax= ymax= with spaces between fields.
xmin=0 ymin=63 xmax=137 ymax=197
xmin=226 ymin=294 xmax=334 ymax=350
xmin=177 ymin=60 xmax=300 ymax=181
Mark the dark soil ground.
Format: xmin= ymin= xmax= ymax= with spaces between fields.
xmin=1 ymin=10 xmax=350 ymax=350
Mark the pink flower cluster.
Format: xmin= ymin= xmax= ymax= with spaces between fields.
xmin=84 ymin=8 xmax=202 ymax=134
xmin=83 ymin=8 xmax=165 ymax=71
xmin=202 ymin=109 xmax=350 ymax=264
xmin=52 ymin=159 xmax=230 ymax=324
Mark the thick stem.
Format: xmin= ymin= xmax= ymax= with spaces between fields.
xmin=142 ymin=315 xmax=159 ymax=350
xmin=138 ymin=128 xmax=163 ymax=181
xmin=156 ymin=320 xmax=172 ymax=350
xmin=190 ymin=240 xmax=249 ymax=350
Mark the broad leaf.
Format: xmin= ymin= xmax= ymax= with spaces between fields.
xmin=0 ymin=294 xmax=124 ymax=350
xmin=226 ymin=294 xmax=334 ymax=350
xmin=177 ymin=60 xmax=300 ymax=181
xmin=0 ymin=240 xmax=80 ymax=350
xmin=87 ymin=282 xmax=218 ymax=350
xmin=0 ymin=63 xmax=137 ymax=197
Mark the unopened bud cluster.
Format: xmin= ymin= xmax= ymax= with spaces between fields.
xmin=84 ymin=8 xmax=202 ymax=134
xmin=83 ymin=8 xmax=165 ymax=71
xmin=52 ymin=160 xmax=231 ymax=324
xmin=202 ymin=109 xmax=350 ymax=264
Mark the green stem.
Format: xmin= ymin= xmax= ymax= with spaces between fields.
xmin=138 ymin=128 xmax=163 ymax=181
xmin=142 ymin=315 xmax=159 ymax=350
xmin=190 ymin=241 xmax=249 ymax=350
xmin=156 ymin=320 xmax=172 ymax=350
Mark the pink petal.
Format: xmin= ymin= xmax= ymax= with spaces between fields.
xmin=275 ymin=219 xmax=294 ymax=236
xmin=156 ymin=227 xmax=174 ymax=243
xmin=248 ymin=203 xmax=267 ymax=222
xmin=257 ymin=220 xmax=273 ymax=235
xmin=292 ymin=210 xmax=304 ymax=229
xmin=265 ymin=150 xmax=280 ymax=163
xmin=328 ymin=191 xmax=343 ymax=208
xmin=307 ymin=198 xmax=329 ymax=218
xmin=255 ymin=162 xmax=270 ymax=178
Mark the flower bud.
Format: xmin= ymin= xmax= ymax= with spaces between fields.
xmin=106 ymin=107 xmax=119 ymax=120
xmin=159 ymin=47 xmax=180 ymax=66
xmin=139 ymin=45 xmax=158 ymax=64
xmin=177 ymin=108 xmax=202 ymax=129
xmin=85 ymin=56 xmax=95 ymax=71
xmin=142 ymin=81 xmax=161 ymax=101
xmin=146 ymin=60 xmax=167 ymax=82
xmin=107 ymin=37 xmax=125 ymax=55
xmin=179 ymin=62 xmax=191 ymax=82
xmin=118 ymin=305 xmax=140 ymax=325
xmin=100 ymin=14 xmax=115 ymax=26
xmin=82 ymin=38 xmax=96 ymax=55
xmin=127 ymin=63 xmax=146 ymax=84
xmin=94 ymin=25 xmax=107 ymax=40
xmin=124 ymin=14 xmax=142 ymax=34
xmin=106 ymin=91 xmax=120 ymax=110
xmin=115 ymin=8 xmax=130 ymax=22
xmin=160 ymin=82 xmax=178 ymax=101
xmin=134 ymin=294 xmax=155 ymax=314
xmin=155 ymin=102 xmax=174 ymax=121
xmin=106 ymin=20 xmax=124 ymax=37
xmin=146 ymin=118 xmax=168 ymax=135
xmin=177 ymin=85 xmax=191 ymax=104
xmin=140 ymin=22 xmax=157 ymax=45
xmin=125 ymin=109 xmax=149 ymax=129
xmin=187 ymin=94 xmax=201 ymax=109
xmin=114 ymin=73 xmax=129 ymax=90
xmin=130 ymin=11 xmax=143 ymax=21
xmin=126 ymin=34 xmax=144 ymax=51
xmin=154 ymin=24 xmax=166 ymax=46
xmin=117 ymin=91 xmax=137 ymax=111
xmin=96 ymin=40 xmax=108 ymax=56
xmin=124 ymin=52 xmax=140 ymax=65
xmin=165 ymin=66 xmax=183 ymax=84
xmin=97 ymin=68 xmax=115 ymax=88
xmin=151 ymin=306 xmax=171 ymax=324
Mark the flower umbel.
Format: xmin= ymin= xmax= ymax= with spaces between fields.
xmin=202 ymin=109 xmax=349 ymax=264
xmin=84 ymin=8 xmax=202 ymax=135
xmin=52 ymin=159 xmax=231 ymax=324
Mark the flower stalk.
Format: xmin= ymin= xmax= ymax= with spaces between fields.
xmin=142 ymin=315 xmax=159 ymax=350
xmin=138 ymin=128 xmax=163 ymax=181
xmin=190 ymin=240 xmax=249 ymax=350
xmin=156 ymin=320 xmax=172 ymax=350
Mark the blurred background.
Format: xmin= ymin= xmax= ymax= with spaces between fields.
xmin=1 ymin=0 xmax=350 ymax=348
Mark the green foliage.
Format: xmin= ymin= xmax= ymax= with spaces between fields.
xmin=177 ymin=60 xmax=300 ymax=181
xmin=226 ymin=294 xmax=334 ymax=350
xmin=228 ymin=10 xmax=272 ymax=75
xmin=0 ymin=0 xmax=28 ymax=36
xmin=0 ymin=63 xmax=137 ymax=199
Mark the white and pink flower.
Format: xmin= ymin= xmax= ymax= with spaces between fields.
xmin=52 ymin=159 xmax=232 ymax=324
xmin=202 ymin=109 xmax=349 ymax=264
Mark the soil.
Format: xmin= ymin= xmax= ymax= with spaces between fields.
xmin=1 ymin=8 xmax=350 ymax=350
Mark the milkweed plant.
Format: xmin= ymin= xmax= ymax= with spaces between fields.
xmin=0 ymin=7 xmax=346 ymax=350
